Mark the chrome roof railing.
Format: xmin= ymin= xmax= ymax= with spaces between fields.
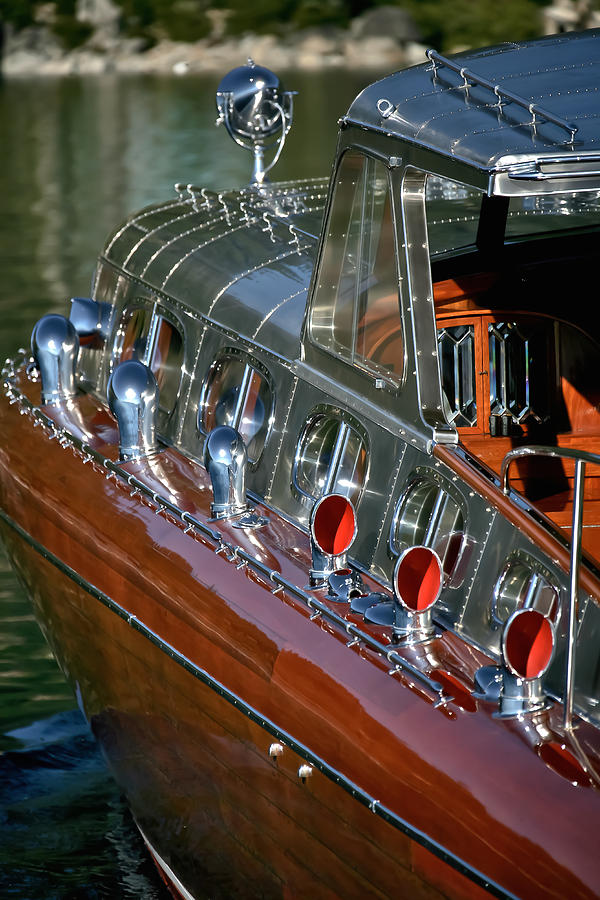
xmin=501 ymin=444 xmax=600 ymax=732
xmin=426 ymin=49 xmax=579 ymax=144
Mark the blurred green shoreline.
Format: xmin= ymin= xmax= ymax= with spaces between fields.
xmin=2 ymin=0 xmax=597 ymax=77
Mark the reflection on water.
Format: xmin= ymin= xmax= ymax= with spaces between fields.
xmin=0 ymin=711 xmax=167 ymax=899
xmin=0 ymin=69 xmax=382 ymax=896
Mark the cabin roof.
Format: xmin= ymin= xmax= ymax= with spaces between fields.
xmin=103 ymin=179 xmax=327 ymax=361
xmin=346 ymin=30 xmax=600 ymax=175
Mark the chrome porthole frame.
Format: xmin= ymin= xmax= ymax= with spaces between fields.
xmin=197 ymin=347 xmax=275 ymax=470
xmin=389 ymin=467 xmax=468 ymax=587
xmin=491 ymin=550 xmax=560 ymax=628
xmin=291 ymin=403 xmax=370 ymax=510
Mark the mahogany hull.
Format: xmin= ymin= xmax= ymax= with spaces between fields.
xmin=1 ymin=384 xmax=600 ymax=899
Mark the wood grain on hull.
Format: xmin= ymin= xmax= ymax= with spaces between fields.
xmin=1 ymin=387 xmax=600 ymax=899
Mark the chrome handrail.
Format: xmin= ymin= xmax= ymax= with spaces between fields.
xmin=426 ymin=49 xmax=578 ymax=143
xmin=501 ymin=444 xmax=600 ymax=731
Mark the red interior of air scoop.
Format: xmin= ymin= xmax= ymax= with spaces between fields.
xmin=312 ymin=494 xmax=356 ymax=556
xmin=504 ymin=608 xmax=554 ymax=679
xmin=394 ymin=546 xmax=442 ymax=612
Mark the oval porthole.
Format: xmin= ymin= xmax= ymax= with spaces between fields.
xmin=294 ymin=411 xmax=368 ymax=507
xmin=115 ymin=306 xmax=151 ymax=363
xmin=390 ymin=476 xmax=465 ymax=583
xmin=492 ymin=555 xmax=559 ymax=626
xmin=199 ymin=352 xmax=273 ymax=464
xmin=149 ymin=315 xmax=184 ymax=416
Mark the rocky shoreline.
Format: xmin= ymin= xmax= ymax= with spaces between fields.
xmin=1 ymin=5 xmax=426 ymax=77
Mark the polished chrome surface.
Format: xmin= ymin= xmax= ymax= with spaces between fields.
xmin=425 ymin=48 xmax=578 ymax=143
xmin=293 ymin=408 xmax=368 ymax=508
xmin=308 ymin=493 xmax=357 ymax=587
xmin=497 ymin=671 xmax=551 ymax=719
xmin=30 ymin=314 xmax=79 ymax=405
xmin=345 ymin=31 xmax=600 ymax=189
xmin=365 ymin=546 xmax=442 ymax=644
xmin=204 ymin=425 xmax=250 ymax=520
xmin=491 ymin=553 xmax=559 ymax=626
xmin=203 ymin=424 xmax=267 ymax=528
xmin=390 ymin=474 xmax=466 ymax=586
xmin=565 ymin=458 xmax=585 ymax=732
xmin=495 ymin=608 xmax=555 ymax=718
xmin=327 ymin=568 xmax=365 ymax=603
xmin=107 ymin=359 xmax=159 ymax=461
xmin=501 ymin=445 xmax=600 ymax=494
xmin=216 ymin=60 xmax=294 ymax=185
xmin=198 ymin=349 xmax=274 ymax=466
xmin=69 ymin=296 xmax=112 ymax=340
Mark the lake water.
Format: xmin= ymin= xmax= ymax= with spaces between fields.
xmin=0 ymin=69 xmax=383 ymax=898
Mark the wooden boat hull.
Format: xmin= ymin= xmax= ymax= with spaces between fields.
xmin=1 ymin=380 xmax=599 ymax=900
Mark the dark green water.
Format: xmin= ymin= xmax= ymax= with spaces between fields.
xmin=0 ymin=69 xmax=380 ymax=898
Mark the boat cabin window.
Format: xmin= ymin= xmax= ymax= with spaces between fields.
xmin=115 ymin=305 xmax=184 ymax=418
xmin=310 ymin=151 xmax=404 ymax=386
xmin=117 ymin=307 xmax=151 ymax=362
xmin=149 ymin=316 xmax=184 ymax=416
xmin=436 ymin=316 xmax=554 ymax=435
xmin=294 ymin=410 xmax=367 ymax=506
xmin=505 ymin=189 xmax=600 ymax=239
xmin=491 ymin=554 xmax=559 ymax=626
xmin=390 ymin=475 xmax=465 ymax=582
xmin=199 ymin=352 xmax=272 ymax=464
xmin=426 ymin=176 xmax=481 ymax=257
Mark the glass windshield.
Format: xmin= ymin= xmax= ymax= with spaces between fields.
xmin=506 ymin=190 xmax=600 ymax=238
xmin=426 ymin=176 xmax=482 ymax=256
xmin=311 ymin=151 xmax=404 ymax=385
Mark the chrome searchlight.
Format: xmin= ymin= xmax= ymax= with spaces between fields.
xmin=216 ymin=59 xmax=294 ymax=185
xmin=309 ymin=493 xmax=357 ymax=588
xmin=31 ymin=314 xmax=79 ymax=406
xmin=497 ymin=608 xmax=555 ymax=718
xmin=365 ymin=545 xmax=443 ymax=644
xmin=108 ymin=359 xmax=159 ymax=461
xmin=204 ymin=425 xmax=267 ymax=528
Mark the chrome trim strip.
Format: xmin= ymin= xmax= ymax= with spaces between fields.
xmin=0 ymin=504 xmax=517 ymax=900
xmin=136 ymin=823 xmax=197 ymax=900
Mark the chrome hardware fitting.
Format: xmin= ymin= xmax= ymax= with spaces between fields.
xmin=69 ymin=296 xmax=112 ymax=340
xmin=204 ymin=425 xmax=267 ymax=528
xmin=107 ymin=359 xmax=159 ymax=461
xmin=475 ymin=607 xmax=555 ymax=718
xmin=269 ymin=742 xmax=284 ymax=759
xmin=327 ymin=568 xmax=365 ymax=603
xmin=298 ymin=764 xmax=313 ymax=782
xmin=31 ymin=314 xmax=79 ymax=406
xmin=365 ymin=546 xmax=443 ymax=645
xmin=502 ymin=445 xmax=600 ymax=729
xmin=309 ymin=493 xmax=357 ymax=588
xmin=350 ymin=591 xmax=389 ymax=615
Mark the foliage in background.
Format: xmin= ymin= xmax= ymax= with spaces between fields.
xmin=0 ymin=0 xmax=555 ymax=52
xmin=402 ymin=0 xmax=551 ymax=50
xmin=116 ymin=0 xmax=211 ymax=44
xmin=0 ymin=0 xmax=38 ymax=31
